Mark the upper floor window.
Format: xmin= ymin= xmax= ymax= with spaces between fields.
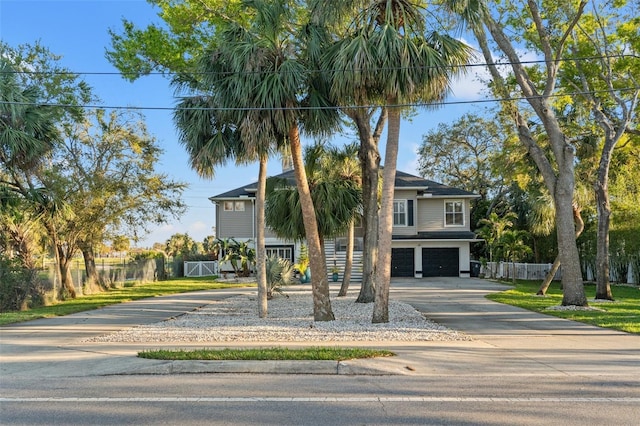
xmin=223 ymin=200 xmax=246 ymax=212
xmin=393 ymin=200 xmax=407 ymax=226
xmin=445 ymin=200 xmax=464 ymax=226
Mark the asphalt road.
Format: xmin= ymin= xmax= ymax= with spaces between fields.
xmin=1 ymin=278 xmax=639 ymax=425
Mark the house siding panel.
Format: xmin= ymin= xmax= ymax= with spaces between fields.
xmin=392 ymin=189 xmax=417 ymax=236
xmin=218 ymin=202 xmax=254 ymax=239
xmin=418 ymin=199 xmax=444 ymax=231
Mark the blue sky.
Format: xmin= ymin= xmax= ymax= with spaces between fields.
xmin=1 ymin=0 xmax=487 ymax=248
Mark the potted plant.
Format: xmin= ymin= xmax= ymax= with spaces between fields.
xmin=295 ymin=244 xmax=310 ymax=283
xmin=331 ymin=265 xmax=339 ymax=282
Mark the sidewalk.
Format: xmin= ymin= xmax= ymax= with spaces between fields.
xmin=1 ymin=278 xmax=639 ymax=379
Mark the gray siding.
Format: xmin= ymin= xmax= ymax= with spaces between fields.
xmin=392 ymin=189 xmax=417 ymax=236
xmin=418 ymin=199 xmax=443 ymax=231
xmin=217 ymin=200 xmax=255 ymax=239
xmin=417 ymin=198 xmax=471 ymax=232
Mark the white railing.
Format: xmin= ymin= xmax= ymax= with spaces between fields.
xmin=184 ymin=261 xmax=218 ymax=277
xmin=483 ymin=261 xmax=637 ymax=284
xmin=482 ymin=262 xmax=561 ymax=281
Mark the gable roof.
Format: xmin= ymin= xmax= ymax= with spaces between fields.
xmin=209 ymin=169 xmax=478 ymax=201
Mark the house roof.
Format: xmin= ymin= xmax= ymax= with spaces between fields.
xmin=209 ymin=169 xmax=478 ymax=201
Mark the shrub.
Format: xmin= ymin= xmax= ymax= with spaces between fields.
xmin=266 ymin=255 xmax=295 ymax=299
xmin=0 ymin=257 xmax=48 ymax=311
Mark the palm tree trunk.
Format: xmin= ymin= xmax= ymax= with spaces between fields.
xmin=338 ymin=220 xmax=355 ymax=297
xmin=288 ymin=124 xmax=334 ymax=321
xmin=256 ymin=155 xmax=269 ymax=317
xmin=373 ymin=105 xmax=401 ymax=323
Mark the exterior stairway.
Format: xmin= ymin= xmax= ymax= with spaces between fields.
xmin=324 ymin=239 xmax=363 ymax=283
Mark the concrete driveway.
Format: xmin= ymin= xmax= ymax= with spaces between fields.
xmin=0 ymin=277 xmax=638 ymax=379
xmin=389 ymin=277 xmax=640 ymax=378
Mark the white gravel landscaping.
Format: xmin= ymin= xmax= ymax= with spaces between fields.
xmin=86 ymin=292 xmax=469 ymax=343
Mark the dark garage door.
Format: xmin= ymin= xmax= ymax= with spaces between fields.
xmin=391 ymin=248 xmax=415 ymax=277
xmin=422 ymin=248 xmax=459 ymax=277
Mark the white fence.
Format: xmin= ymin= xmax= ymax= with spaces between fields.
xmin=483 ymin=261 xmax=637 ymax=284
xmin=483 ymin=262 xmax=561 ymax=281
xmin=184 ymin=261 xmax=218 ymax=277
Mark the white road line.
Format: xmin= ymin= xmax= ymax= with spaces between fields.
xmin=2 ymin=397 xmax=639 ymax=403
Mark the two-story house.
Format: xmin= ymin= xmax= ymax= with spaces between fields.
xmin=210 ymin=169 xmax=480 ymax=278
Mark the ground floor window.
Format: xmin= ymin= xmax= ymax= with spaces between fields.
xmin=266 ymin=246 xmax=293 ymax=262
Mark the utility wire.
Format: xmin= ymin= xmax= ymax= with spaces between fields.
xmin=1 ymin=54 xmax=638 ymax=77
xmin=0 ymin=87 xmax=637 ymax=112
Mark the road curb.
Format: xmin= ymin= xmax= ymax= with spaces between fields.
xmin=122 ymin=359 xmax=404 ymax=376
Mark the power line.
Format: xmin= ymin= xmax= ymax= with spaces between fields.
xmin=1 ymin=54 xmax=637 ymax=77
xmin=0 ymin=87 xmax=637 ymax=112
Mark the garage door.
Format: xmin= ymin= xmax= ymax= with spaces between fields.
xmin=391 ymin=248 xmax=415 ymax=277
xmin=422 ymin=248 xmax=459 ymax=277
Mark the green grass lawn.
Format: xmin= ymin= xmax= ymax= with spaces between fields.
xmin=0 ymin=276 xmax=255 ymax=326
xmin=139 ymin=347 xmax=394 ymax=361
xmin=487 ymin=280 xmax=640 ymax=334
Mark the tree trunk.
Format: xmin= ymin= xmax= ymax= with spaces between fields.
xmin=56 ymin=243 xmax=76 ymax=299
xmin=338 ymin=220 xmax=355 ymax=297
xmin=373 ymin=105 xmax=401 ymax=323
xmin=594 ymin=180 xmax=613 ymax=299
xmin=351 ymin=109 xmax=384 ymax=303
xmin=44 ymin=221 xmax=76 ymax=300
xmin=537 ymin=257 xmax=560 ymax=296
xmin=256 ymin=155 xmax=269 ymax=317
xmin=555 ymin=168 xmax=587 ymax=306
xmin=538 ymin=203 xmax=584 ymax=296
xmin=479 ymin=8 xmax=587 ymax=306
xmin=288 ymin=124 xmax=334 ymax=321
xmin=80 ymin=242 xmax=102 ymax=293
xmin=593 ymin=122 xmax=620 ymax=300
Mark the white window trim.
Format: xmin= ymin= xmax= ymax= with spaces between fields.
xmin=393 ymin=199 xmax=408 ymax=227
xmin=234 ymin=200 xmax=245 ymax=211
xmin=444 ymin=200 xmax=465 ymax=227
xmin=223 ymin=201 xmax=234 ymax=211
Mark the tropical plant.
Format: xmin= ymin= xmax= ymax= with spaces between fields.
xmin=477 ymin=212 xmax=518 ymax=279
xmin=295 ymin=243 xmax=309 ymax=276
xmin=265 ymin=142 xmax=361 ymax=286
xmin=499 ymin=229 xmax=533 ymax=283
xmin=174 ymin=0 xmax=340 ymax=321
xmin=265 ymin=255 xmax=295 ymax=299
xmin=319 ymin=0 xmax=473 ymax=322
xmin=216 ymin=238 xmax=256 ymax=278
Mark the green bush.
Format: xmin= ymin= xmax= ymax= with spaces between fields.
xmin=0 ymin=257 xmax=47 ymax=312
xmin=266 ymin=255 xmax=295 ymax=299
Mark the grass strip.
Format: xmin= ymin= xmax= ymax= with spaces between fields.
xmin=138 ymin=347 xmax=395 ymax=361
xmin=0 ymin=276 xmax=255 ymax=326
xmin=487 ymin=280 xmax=640 ymax=334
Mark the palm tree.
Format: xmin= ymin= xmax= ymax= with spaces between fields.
xmin=477 ymin=211 xmax=518 ymax=279
xmin=0 ymin=60 xmax=77 ymax=298
xmin=500 ymin=229 xmax=533 ymax=283
xmin=176 ymin=0 xmax=341 ymax=321
xmin=319 ymin=0 xmax=473 ymax=322
xmin=324 ymin=143 xmax=362 ymax=297
xmin=265 ymin=142 xmax=361 ymax=278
